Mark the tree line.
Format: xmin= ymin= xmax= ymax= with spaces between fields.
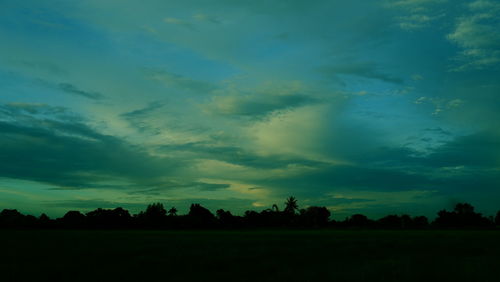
xmin=1 ymin=197 xmax=499 ymax=230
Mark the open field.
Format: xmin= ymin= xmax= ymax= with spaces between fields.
xmin=1 ymin=230 xmax=500 ymax=281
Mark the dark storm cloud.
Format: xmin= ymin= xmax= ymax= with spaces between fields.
xmin=422 ymin=131 xmax=500 ymax=168
xmin=257 ymin=165 xmax=435 ymax=196
xmin=0 ymin=104 xmax=177 ymax=189
xmin=251 ymin=128 xmax=500 ymax=198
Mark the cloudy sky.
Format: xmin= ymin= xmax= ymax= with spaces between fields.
xmin=1 ymin=0 xmax=499 ymax=218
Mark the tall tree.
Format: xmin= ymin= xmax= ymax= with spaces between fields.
xmin=168 ymin=207 xmax=178 ymax=217
xmin=284 ymin=196 xmax=299 ymax=214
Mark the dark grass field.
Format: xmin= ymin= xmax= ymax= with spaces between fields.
xmin=1 ymin=230 xmax=500 ymax=282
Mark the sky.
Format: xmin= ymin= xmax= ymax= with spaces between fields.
xmin=0 ymin=0 xmax=499 ymax=219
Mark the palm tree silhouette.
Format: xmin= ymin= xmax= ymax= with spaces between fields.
xmin=284 ymin=196 xmax=298 ymax=214
xmin=168 ymin=207 xmax=178 ymax=216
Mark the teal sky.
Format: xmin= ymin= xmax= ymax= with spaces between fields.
xmin=1 ymin=0 xmax=499 ymax=219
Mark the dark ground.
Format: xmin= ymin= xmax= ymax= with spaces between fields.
xmin=1 ymin=230 xmax=499 ymax=281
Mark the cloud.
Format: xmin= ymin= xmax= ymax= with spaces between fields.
xmin=447 ymin=0 xmax=500 ymax=70
xmin=0 ymin=102 xmax=68 ymax=117
xmin=0 ymin=103 xmax=178 ymax=189
xmin=148 ymin=70 xmax=216 ymax=93
xmin=318 ymin=62 xmax=403 ymax=84
xmin=163 ymin=17 xmax=195 ymax=29
xmin=8 ymin=60 xmax=67 ymax=76
xmin=157 ymin=141 xmax=327 ymax=169
xmin=414 ymin=96 xmax=464 ymax=115
xmin=120 ymin=101 xmax=166 ymax=134
xmin=121 ymin=101 xmax=165 ymax=119
xmin=423 ymin=127 xmax=452 ymax=136
xmin=201 ymin=80 xmax=322 ymax=120
xmin=246 ymin=127 xmax=500 ymax=196
xmin=42 ymin=199 xmax=147 ymax=210
xmin=256 ymin=164 xmax=436 ymax=196
xmin=388 ymin=0 xmax=448 ymax=7
xmin=386 ymin=0 xmax=448 ymax=30
xmin=205 ymin=93 xmax=317 ymax=118
xmin=397 ymin=13 xmax=444 ymax=30
xmin=423 ymin=130 xmax=500 ymax=168
xmin=58 ymin=83 xmax=104 ymax=100
xmin=193 ymin=13 xmax=221 ymax=24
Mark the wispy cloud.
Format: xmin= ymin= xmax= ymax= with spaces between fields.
xmin=163 ymin=17 xmax=195 ymax=29
xmin=447 ymin=0 xmax=500 ymax=70
xmin=58 ymin=83 xmax=104 ymax=100
xmin=149 ymin=70 xmax=216 ymax=93
xmin=414 ymin=96 xmax=464 ymax=115
xmin=318 ymin=62 xmax=403 ymax=84
xmin=193 ymin=13 xmax=221 ymax=24
xmin=386 ymin=0 xmax=448 ymax=30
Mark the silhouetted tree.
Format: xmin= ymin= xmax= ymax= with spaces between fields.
xmin=146 ymin=203 xmax=167 ymax=217
xmin=86 ymin=207 xmax=131 ymax=228
xmin=3 ymin=197 xmax=499 ymax=230
xmin=60 ymin=211 xmax=86 ymax=228
xmin=377 ymin=215 xmax=402 ymax=229
xmin=243 ymin=210 xmax=258 ymax=227
xmin=39 ymin=213 xmax=50 ymax=222
xmin=284 ymin=196 xmax=298 ymax=214
xmin=168 ymin=207 xmax=178 ymax=217
xmin=0 ymin=209 xmax=25 ymax=228
xmin=433 ymin=203 xmax=492 ymax=228
xmin=136 ymin=203 xmax=168 ymax=228
xmin=216 ymin=209 xmax=242 ymax=228
xmin=299 ymin=206 xmax=331 ymax=227
xmin=454 ymin=203 xmax=475 ymax=215
xmin=260 ymin=205 xmax=288 ymax=227
xmin=187 ymin=204 xmax=216 ymax=228
xmin=347 ymin=214 xmax=373 ymax=228
xmin=412 ymin=216 xmax=429 ymax=229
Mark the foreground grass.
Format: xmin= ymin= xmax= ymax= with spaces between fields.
xmin=1 ymin=230 xmax=500 ymax=281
